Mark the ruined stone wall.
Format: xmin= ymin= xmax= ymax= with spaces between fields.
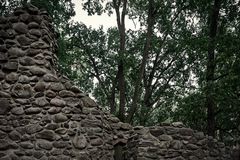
xmin=125 ymin=123 xmax=231 ymax=160
xmin=0 ymin=5 xmax=132 ymax=160
xmin=0 ymin=5 xmax=232 ymax=160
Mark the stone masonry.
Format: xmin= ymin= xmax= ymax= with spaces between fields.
xmin=0 ymin=4 xmax=232 ymax=160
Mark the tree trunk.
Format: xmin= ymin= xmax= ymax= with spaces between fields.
xmin=113 ymin=0 xmax=127 ymax=122
xmin=206 ymin=0 xmax=221 ymax=138
xmin=127 ymin=0 xmax=155 ymax=123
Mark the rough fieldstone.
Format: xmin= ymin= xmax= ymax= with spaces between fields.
xmin=20 ymin=13 xmax=30 ymax=22
xmin=0 ymin=98 xmax=10 ymax=115
xmin=28 ymin=22 xmax=39 ymax=29
xmin=54 ymin=113 xmax=68 ymax=123
xmin=179 ymin=128 xmax=193 ymax=136
xmin=0 ymin=70 xmax=5 ymax=80
xmin=0 ymin=139 xmax=11 ymax=150
xmin=45 ymin=90 xmax=56 ymax=98
xmin=11 ymin=107 xmax=24 ymax=115
xmin=0 ymin=130 xmax=7 ymax=139
xmin=25 ymin=107 xmax=41 ymax=114
xmin=19 ymin=56 xmax=35 ymax=66
xmin=72 ymin=134 xmax=87 ymax=149
xmin=31 ymin=41 xmax=49 ymax=49
xmin=37 ymin=139 xmax=52 ymax=150
xmin=159 ymin=134 xmax=173 ymax=141
xmin=0 ymin=51 xmax=7 ymax=61
xmin=13 ymin=22 xmax=28 ymax=34
xmin=35 ymin=97 xmax=49 ymax=106
xmin=50 ymin=98 xmax=66 ymax=107
xmin=17 ymin=35 xmax=32 ymax=46
xmin=3 ymin=61 xmax=18 ymax=71
xmin=48 ymin=107 xmax=61 ymax=114
xmin=12 ymin=84 xmax=32 ymax=98
xmin=9 ymin=130 xmax=21 ymax=141
xmin=49 ymin=83 xmax=64 ymax=91
xmin=19 ymin=75 xmax=30 ymax=83
xmin=90 ymin=138 xmax=103 ymax=146
xmin=187 ymin=144 xmax=199 ymax=150
xmin=6 ymin=72 xmax=18 ymax=83
xmin=53 ymin=141 xmax=69 ymax=148
xmin=81 ymin=96 xmax=98 ymax=108
xmin=29 ymin=29 xmax=42 ymax=37
xmin=36 ymin=130 xmax=56 ymax=141
xmin=26 ymin=124 xmax=43 ymax=134
xmin=43 ymin=73 xmax=58 ymax=82
xmin=20 ymin=141 xmax=34 ymax=149
xmin=8 ymin=47 xmax=26 ymax=58
xmin=59 ymin=90 xmax=75 ymax=97
xmin=0 ymin=91 xmax=11 ymax=98
xmin=30 ymin=66 xmax=47 ymax=75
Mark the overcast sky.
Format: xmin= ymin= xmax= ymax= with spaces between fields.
xmin=72 ymin=0 xmax=138 ymax=30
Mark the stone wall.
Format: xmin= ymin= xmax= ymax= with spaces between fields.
xmin=0 ymin=4 xmax=232 ymax=160
xmin=125 ymin=123 xmax=232 ymax=160
xmin=0 ymin=4 xmax=132 ymax=160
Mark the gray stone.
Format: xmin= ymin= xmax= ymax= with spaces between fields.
xmin=50 ymin=98 xmax=66 ymax=107
xmin=54 ymin=113 xmax=68 ymax=123
xmin=11 ymin=107 xmax=24 ymax=115
xmin=3 ymin=61 xmax=18 ymax=71
xmin=53 ymin=141 xmax=69 ymax=148
xmin=20 ymin=13 xmax=30 ymax=22
xmin=31 ymin=41 xmax=49 ymax=49
xmin=28 ymin=22 xmax=39 ymax=29
xmin=34 ymin=82 xmax=46 ymax=92
xmin=159 ymin=134 xmax=173 ymax=141
xmin=36 ymin=130 xmax=56 ymax=141
xmin=17 ymin=35 xmax=32 ymax=46
xmin=90 ymin=138 xmax=103 ymax=146
xmin=0 ymin=130 xmax=7 ymax=139
xmin=0 ymin=70 xmax=5 ymax=80
xmin=13 ymin=22 xmax=28 ymax=34
xmin=30 ymin=66 xmax=47 ymax=75
xmin=19 ymin=75 xmax=30 ymax=83
xmin=25 ymin=107 xmax=41 ymax=114
xmin=43 ymin=73 xmax=58 ymax=82
xmin=59 ymin=90 xmax=75 ymax=97
xmin=35 ymin=97 xmax=49 ymax=106
xmin=179 ymin=128 xmax=193 ymax=136
xmin=12 ymin=84 xmax=33 ymax=98
xmin=26 ymin=124 xmax=43 ymax=134
xmin=20 ymin=141 xmax=34 ymax=149
xmin=0 ymin=91 xmax=11 ymax=98
xmin=9 ymin=130 xmax=21 ymax=141
xmin=19 ymin=56 xmax=35 ymax=66
xmin=45 ymin=90 xmax=56 ymax=98
xmin=0 ymin=139 xmax=11 ymax=150
xmin=37 ymin=139 xmax=52 ymax=150
xmin=8 ymin=47 xmax=26 ymax=58
xmin=48 ymin=107 xmax=61 ymax=114
xmin=81 ymin=96 xmax=98 ymax=108
xmin=49 ymin=83 xmax=65 ymax=91
xmin=187 ymin=144 xmax=199 ymax=150
xmin=0 ymin=98 xmax=10 ymax=115
xmin=29 ymin=29 xmax=42 ymax=37
xmin=6 ymin=72 xmax=18 ymax=83
xmin=72 ymin=134 xmax=87 ymax=149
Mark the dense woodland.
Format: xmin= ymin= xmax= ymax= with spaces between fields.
xmin=1 ymin=0 xmax=240 ymax=146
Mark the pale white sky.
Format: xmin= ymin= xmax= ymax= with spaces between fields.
xmin=72 ymin=0 xmax=138 ymax=30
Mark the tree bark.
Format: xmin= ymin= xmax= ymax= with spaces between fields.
xmin=127 ymin=0 xmax=155 ymax=123
xmin=113 ymin=0 xmax=127 ymax=121
xmin=206 ymin=0 xmax=221 ymax=138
